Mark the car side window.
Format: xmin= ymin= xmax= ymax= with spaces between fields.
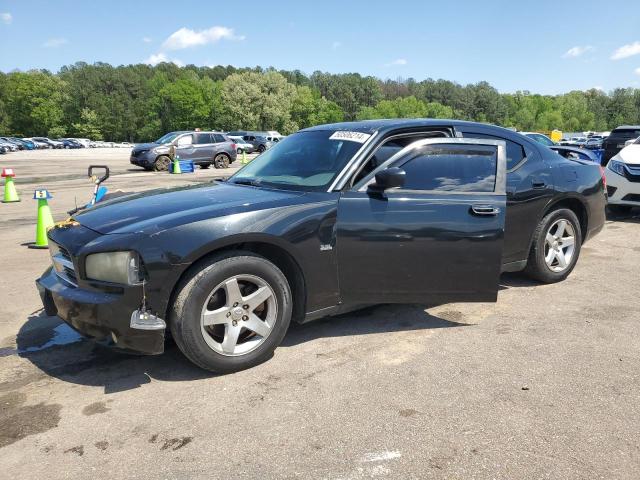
xmin=213 ymin=134 xmax=226 ymax=143
xmin=463 ymin=132 xmax=525 ymax=170
xmin=396 ymin=144 xmax=497 ymax=192
xmin=177 ymin=135 xmax=193 ymax=147
xmin=195 ymin=133 xmax=212 ymax=144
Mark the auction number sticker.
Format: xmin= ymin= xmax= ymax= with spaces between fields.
xmin=329 ymin=131 xmax=371 ymax=143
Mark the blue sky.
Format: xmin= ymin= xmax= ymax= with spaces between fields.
xmin=1 ymin=0 xmax=640 ymax=94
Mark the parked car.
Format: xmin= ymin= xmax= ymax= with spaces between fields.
xmin=584 ymin=137 xmax=603 ymax=150
xmin=8 ymin=137 xmax=36 ymax=150
xmin=550 ymin=146 xmax=601 ymax=163
xmin=37 ymin=119 xmax=606 ymax=373
xmin=228 ymin=136 xmax=255 ymax=154
xmin=32 ymin=137 xmax=64 ymax=149
xmin=24 ymin=138 xmax=49 ymax=149
xmin=71 ymin=138 xmax=91 ymax=148
xmin=0 ymin=137 xmax=24 ymax=150
xmin=521 ymin=132 xmax=556 ymax=147
xmin=602 ymin=126 xmax=640 ymax=165
xmin=0 ymin=138 xmax=20 ymax=151
xmin=0 ymin=143 xmax=9 ymax=154
xmin=130 ymin=131 xmax=237 ymax=171
xmin=604 ymin=136 xmax=640 ymax=214
xmin=241 ymin=134 xmax=272 ymax=153
xmin=57 ymin=138 xmax=83 ymax=149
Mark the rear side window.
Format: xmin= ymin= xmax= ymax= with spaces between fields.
xmin=195 ymin=133 xmax=212 ymax=144
xmin=609 ymin=128 xmax=640 ymax=141
xmin=398 ymin=144 xmax=497 ymax=193
xmin=463 ymin=132 xmax=525 ymax=170
xmin=213 ymin=134 xmax=226 ymax=143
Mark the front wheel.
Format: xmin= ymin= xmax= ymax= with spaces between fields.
xmin=213 ymin=153 xmax=230 ymax=169
xmin=154 ymin=155 xmax=171 ymax=171
xmin=170 ymin=253 xmax=293 ymax=373
xmin=257 ymin=145 xmax=266 ymax=153
xmin=524 ymin=208 xmax=582 ymax=283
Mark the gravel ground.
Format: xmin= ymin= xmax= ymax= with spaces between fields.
xmin=0 ymin=148 xmax=639 ymax=479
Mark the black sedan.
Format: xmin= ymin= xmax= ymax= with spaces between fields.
xmin=37 ymin=119 xmax=606 ymax=373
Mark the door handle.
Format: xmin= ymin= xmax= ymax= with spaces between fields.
xmin=532 ymin=181 xmax=547 ymax=189
xmin=471 ymin=204 xmax=500 ymax=216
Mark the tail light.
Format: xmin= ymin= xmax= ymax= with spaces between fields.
xmin=231 ymin=143 xmax=237 ymax=150
xmin=599 ymin=165 xmax=606 ymax=189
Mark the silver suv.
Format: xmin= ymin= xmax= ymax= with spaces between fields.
xmin=130 ymin=131 xmax=238 ymax=171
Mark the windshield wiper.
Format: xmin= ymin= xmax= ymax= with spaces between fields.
xmin=231 ymin=178 xmax=262 ymax=187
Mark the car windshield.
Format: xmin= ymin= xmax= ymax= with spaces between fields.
xmin=611 ymin=129 xmax=640 ymax=140
xmin=229 ymin=130 xmax=368 ymax=191
xmin=155 ymin=132 xmax=183 ymax=144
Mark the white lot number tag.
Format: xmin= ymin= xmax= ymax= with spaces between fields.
xmin=329 ymin=131 xmax=371 ymax=143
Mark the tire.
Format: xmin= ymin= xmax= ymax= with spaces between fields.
xmin=524 ymin=208 xmax=582 ymax=283
xmin=213 ymin=153 xmax=230 ymax=169
xmin=170 ymin=252 xmax=293 ymax=373
xmin=154 ymin=155 xmax=171 ymax=171
xmin=607 ymin=204 xmax=632 ymax=215
xmin=257 ymin=145 xmax=266 ymax=153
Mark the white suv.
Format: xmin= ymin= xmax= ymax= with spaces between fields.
xmin=605 ymin=136 xmax=640 ymax=213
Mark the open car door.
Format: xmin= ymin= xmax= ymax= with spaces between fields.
xmin=336 ymin=138 xmax=507 ymax=305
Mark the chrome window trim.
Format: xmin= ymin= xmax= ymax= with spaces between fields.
xmin=344 ymin=130 xmax=452 ymax=190
xmin=355 ymin=137 xmax=507 ymax=195
xmin=327 ymin=131 xmax=379 ymax=192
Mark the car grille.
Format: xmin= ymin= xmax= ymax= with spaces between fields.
xmin=131 ymin=149 xmax=148 ymax=158
xmin=624 ymin=165 xmax=640 ymax=183
xmin=49 ymin=242 xmax=78 ymax=287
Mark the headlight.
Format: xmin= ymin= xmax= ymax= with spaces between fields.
xmin=608 ymin=160 xmax=626 ymax=177
xmin=85 ymin=251 xmax=142 ymax=285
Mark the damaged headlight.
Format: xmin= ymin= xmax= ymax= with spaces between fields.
xmin=85 ymin=251 xmax=142 ymax=285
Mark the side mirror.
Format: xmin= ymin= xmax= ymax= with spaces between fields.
xmin=370 ymin=167 xmax=406 ymax=190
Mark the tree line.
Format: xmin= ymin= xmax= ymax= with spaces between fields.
xmin=1 ymin=61 xmax=639 ymax=141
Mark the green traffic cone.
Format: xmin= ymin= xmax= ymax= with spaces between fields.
xmin=31 ymin=189 xmax=54 ymax=249
xmin=2 ymin=168 xmax=20 ymax=203
xmin=172 ymin=155 xmax=182 ymax=174
xmin=242 ymin=150 xmax=247 ymax=164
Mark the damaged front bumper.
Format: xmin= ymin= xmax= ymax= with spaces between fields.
xmin=36 ymin=266 xmax=165 ymax=355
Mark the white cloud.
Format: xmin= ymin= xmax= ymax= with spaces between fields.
xmin=562 ymin=45 xmax=593 ymax=58
xmin=1 ymin=12 xmax=12 ymax=24
xmin=142 ymin=36 xmax=152 ymax=43
xmin=162 ymin=26 xmax=244 ymax=50
xmin=634 ymin=67 xmax=640 ymax=76
xmin=385 ymin=58 xmax=407 ymax=67
xmin=592 ymin=86 xmax=605 ymax=91
xmin=612 ymin=41 xmax=640 ymax=60
xmin=332 ymin=41 xmax=342 ymax=49
xmin=144 ymin=52 xmax=183 ymax=67
xmin=43 ymin=38 xmax=68 ymax=48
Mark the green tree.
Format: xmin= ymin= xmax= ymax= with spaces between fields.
xmin=72 ymin=108 xmax=102 ymax=139
xmin=221 ymin=71 xmax=297 ymax=132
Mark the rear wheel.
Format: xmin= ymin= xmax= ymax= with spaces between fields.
xmin=214 ymin=153 xmax=230 ymax=169
xmin=170 ymin=253 xmax=293 ymax=373
xmin=524 ymin=208 xmax=582 ymax=283
xmin=257 ymin=145 xmax=266 ymax=153
xmin=154 ymin=155 xmax=171 ymax=171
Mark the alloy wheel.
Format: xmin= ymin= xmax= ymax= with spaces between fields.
xmin=544 ymin=219 xmax=576 ymax=272
xmin=200 ymin=274 xmax=277 ymax=356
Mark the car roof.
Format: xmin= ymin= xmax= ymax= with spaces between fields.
xmin=301 ymin=118 xmax=518 ymax=136
xmin=612 ymin=125 xmax=640 ymax=130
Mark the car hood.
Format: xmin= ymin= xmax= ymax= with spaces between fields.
xmin=614 ymin=144 xmax=640 ymax=165
xmin=74 ymin=182 xmax=306 ymax=235
xmin=132 ymin=142 xmax=159 ymax=151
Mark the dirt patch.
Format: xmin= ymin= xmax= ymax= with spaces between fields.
xmin=0 ymin=391 xmax=62 ymax=448
xmin=161 ymin=436 xmax=193 ymax=451
xmin=82 ymin=401 xmax=109 ymax=416
xmin=64 ymin=445 xmax=84 ymax=456
xmin=94 ymin=440 xmax=109 ymax=451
